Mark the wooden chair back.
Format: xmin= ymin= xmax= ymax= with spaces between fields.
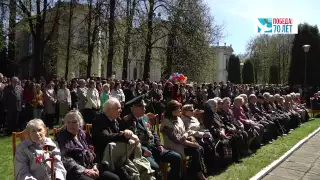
xmin=53 ymin=125 xmax=66 ymax=138
xmin=147 ymin=113 xmax=160 ymax=135
xmin=12 ymin=128 xmax=49 ymax=157
xmin=86 ymin=124 xmax=92 ymax=136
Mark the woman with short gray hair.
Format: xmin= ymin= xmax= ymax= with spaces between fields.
xmin=14 ymin=119 xmax=66 ymax=180
xmin=56 ymin=111 xmax=120 ymax=180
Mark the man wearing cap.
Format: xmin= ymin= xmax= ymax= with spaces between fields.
xmin=120 ymin=95 xmax=182 ymax=180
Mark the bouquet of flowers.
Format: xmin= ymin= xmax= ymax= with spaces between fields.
xmin=168 ymin=73 xmax=188 ymax=84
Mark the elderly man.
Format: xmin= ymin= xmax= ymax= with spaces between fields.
xmin=121 ymin=95 xmax=182 ymax=180
xmin=91 ymin=98 xmax=139 ymax=180
xmin=3 ymin=77 xmax=23 ymax=134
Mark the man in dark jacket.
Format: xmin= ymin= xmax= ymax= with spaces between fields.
xmin=120 ymin=95 xmax=182 ymax=180
xmin=91 ymin=98 xmax=139 ymax=180
xmin=3 ymin=77 xmax=23 ymax=134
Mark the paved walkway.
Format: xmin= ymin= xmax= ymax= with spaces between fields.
xmin=262 ymin=131 xmax=320 ymax=180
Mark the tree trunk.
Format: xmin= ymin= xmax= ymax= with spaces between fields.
xmin=65 ymin=0 xmax=74 ymax=80
xmin=7 ymin=0 xmax=16 ymax=77
xmin=86 ymin=0 xmax=93 ymax=78
xmin=122 ymin=0 xmax=136 ymax=80
xmin=165 ymin=32 xmax=175 ymax=77
xmin=143 ymin=0 xmax=154 ymax=80
xmin=107 ymin=0 xmax=116 ymax=78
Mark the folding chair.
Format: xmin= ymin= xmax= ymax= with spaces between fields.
xmin=53 ymin=125 xmax=66 ymax=138
xmin=85 ymin=124 xmax=92 ymax=136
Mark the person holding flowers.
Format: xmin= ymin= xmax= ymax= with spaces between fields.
xmin=14 ymin=119 xmax=66 ymax=180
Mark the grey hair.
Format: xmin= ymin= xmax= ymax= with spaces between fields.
xmin=249 ymin=94 xmax=256 ymax=101
xmin=222 ymin=97 xmax=231 ymax=103
xmin=182 ymin=104 xmax=194 ymax=112
xmin=239 ymin=94 xmax=247 ymax=99
xmin=263 ymin=92 xmax=270 ymax=99
xmin=274 ymin=94 xmax=281 ymax=99
xmin=234 ymin=96 xmax=244 ymax=104
xmin=64 ymin=110 xmax=84 ymax=127
xmin=206 ymin=98 xmax=217 ymax=109
xmin=103 ymin=97 xmax=120 ymax=110
xmin=26 ymin=119 xmax=46 ymax=133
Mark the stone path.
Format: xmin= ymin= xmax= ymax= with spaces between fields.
xmin=262 ymin=131 xmax=320 ymax=180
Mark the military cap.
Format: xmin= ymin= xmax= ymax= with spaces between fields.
xmin=125 ymin=94 xmax=147 ymax=107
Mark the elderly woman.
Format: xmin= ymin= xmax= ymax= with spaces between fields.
xmin=14 ymin=119 xmax=66 ymax=180
xmin=56 ymin=110 xmax=120 ymax=180
xmin=181 ymin=104 xmax=210 ymax=138
xmin=203 ymin=99 xmax=243 ymax=163
xmin=160 ymin=100 xmax=207 ymax=180
xmin=232 ymin=96 xmax=264 ymax=149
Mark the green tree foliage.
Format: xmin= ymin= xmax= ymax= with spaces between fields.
xmin=289 ymin=23 xmax=320 ymax=87
xmin=246 ymin=34 xmax=293 ymax=84
xmin=228 ymin=54 xmax=241 ymax=84
xmin=269 ymin=65 xmax=279 ymax=84
xmin=167 ymin=0 xmax=223 ymax=82
xmin=242 ymin=59 xmax=254 ymax=84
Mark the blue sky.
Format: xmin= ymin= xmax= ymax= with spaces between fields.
xmin=204 ymin=0 xmax=320 ymax=54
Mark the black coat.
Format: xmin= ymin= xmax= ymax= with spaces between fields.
xmin=119 ymin=114 xmax=162 ymax=153
xmin=3 ymin=85 xmax=23 ymax=112
xmin=91 ymin=113 xmax=127 ymax=163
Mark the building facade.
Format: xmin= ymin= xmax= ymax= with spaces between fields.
xmin=214 ymin=43 xmax=234 ymax=83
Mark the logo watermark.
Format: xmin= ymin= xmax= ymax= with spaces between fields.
xmin=256 ymin=18 xmax=298 ymax=34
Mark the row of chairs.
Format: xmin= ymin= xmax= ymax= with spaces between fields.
xmin=12 ymin=111 xmax=204 ymax=180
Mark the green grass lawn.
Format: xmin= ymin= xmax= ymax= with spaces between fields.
xmin=1 ymin=119 xmax=320 ymax=180
xmin=208 ymin=118 xmax=320 ymax=180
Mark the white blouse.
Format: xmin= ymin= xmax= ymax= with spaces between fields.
xmin=57 ymin=88 xmax=71 ymax=105
xmin=85 ymin=88 xmax=100 ymax=109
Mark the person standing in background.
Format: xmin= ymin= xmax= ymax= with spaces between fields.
xmin=57 ymin=80 xmax=71 ymax=125
xmin=44 ymin=81 xmax=57 ymax=129
xmin=3 ymin=77 xmax=23 ymax=134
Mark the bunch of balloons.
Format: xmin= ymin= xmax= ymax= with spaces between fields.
xmin=168 ymin=73 xmax=188 ymax=84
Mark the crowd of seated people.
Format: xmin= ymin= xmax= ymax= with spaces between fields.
xmin=5 ymin=73 xmax=311 ymax=180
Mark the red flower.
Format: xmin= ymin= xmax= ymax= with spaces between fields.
xmin=89 ymin=145 xmax=94 ymax=151
xmin=35 ymin=156 xmax=43 ymax=163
